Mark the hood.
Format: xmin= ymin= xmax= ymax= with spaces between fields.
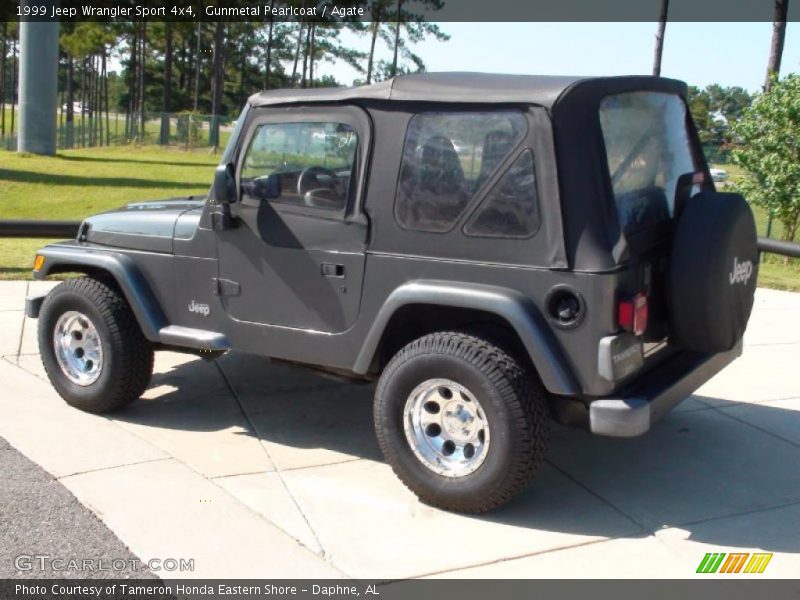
xmin=83 ymin=197 xmax=205 ymax=253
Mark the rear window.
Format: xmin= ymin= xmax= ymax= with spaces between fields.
xmin=599 ymin=92 xmax=697 ymax=235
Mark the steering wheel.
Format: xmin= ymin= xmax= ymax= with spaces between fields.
xmin=297 ymin=166 xmax=336 ymax=195
xmin=297 ymin=166 xmax=341 ymax=209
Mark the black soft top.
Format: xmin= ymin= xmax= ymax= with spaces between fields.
xmin=247 ymin=72 xmax=687 ymax=110
xmin=245 ymin=72 xmax=694 ymax=272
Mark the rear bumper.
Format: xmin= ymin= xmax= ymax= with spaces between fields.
xmin=579 ymin=341 xmax=742 ymax=437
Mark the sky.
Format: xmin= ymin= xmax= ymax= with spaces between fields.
xmin=316 ymin=22 xmax=800 ymax=92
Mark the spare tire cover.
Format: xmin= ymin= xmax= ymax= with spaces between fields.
xmin=669 ymin=191 xmax=758 ymax=353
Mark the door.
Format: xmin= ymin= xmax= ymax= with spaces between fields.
xmin=216 ymin=106 xmax=370 ymax=333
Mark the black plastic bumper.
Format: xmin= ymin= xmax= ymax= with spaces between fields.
xmin=584 ymin=341 xmax=742 ymax=437
xmin=25 ymin=293 xmax=46 ymax=319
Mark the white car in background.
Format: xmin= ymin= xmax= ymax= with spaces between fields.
xmin=61 ymin=101 xmax=91 ymax=115
xmin=710 ymin=167 xmax=728 ymax=182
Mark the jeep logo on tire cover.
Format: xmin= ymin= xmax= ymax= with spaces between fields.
xmin=729 ymin=257 xmax=754 ymax=286
xmin=188 ymin=300 xmax=210 ymax=316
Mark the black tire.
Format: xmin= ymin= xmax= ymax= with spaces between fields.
xmin=38 ymin=276 xmax=154 ymax=413
xmin=669 ymin=191 xmax=758 ymax=352
xmin=374 ymin=331 xmax=550 ymax=513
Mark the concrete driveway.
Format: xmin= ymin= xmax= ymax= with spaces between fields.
xmin=1 ymin=281 xmax=799 ymax=579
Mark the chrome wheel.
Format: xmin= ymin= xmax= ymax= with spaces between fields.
xmin=53 ymin=310 xmax=103 ymax=386
xmin=403 ymin=378 xmax=490 ymax=477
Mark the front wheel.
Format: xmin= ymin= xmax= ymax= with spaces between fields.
xmin=374 ymin=332 xmax=550 ymax=513
xmin=38 ymin=276 xmax=154 ymax=413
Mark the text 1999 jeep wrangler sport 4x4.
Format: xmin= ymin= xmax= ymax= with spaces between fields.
xmin=28 ymin=73 xmax=758 ymax=513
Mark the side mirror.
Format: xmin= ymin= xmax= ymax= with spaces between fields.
xmin=212 ymin=163 xmax=236 ymax=204
xmin=242 ymin=174 xmax=282 ymax=201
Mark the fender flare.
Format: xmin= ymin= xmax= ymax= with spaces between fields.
xmin=353 ymin=280 xmax=580 ymax=396
xmin=34 ymin=246 xmax=166 ymax=342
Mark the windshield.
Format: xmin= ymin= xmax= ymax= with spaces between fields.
xmin=599 ymin=92 xmax=697 ymax=235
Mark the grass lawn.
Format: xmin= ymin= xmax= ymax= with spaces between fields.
xmin=0 ymin=145 xmax=218 ymax=279
xmin=758 ymin=260 xmax=800 ymax=292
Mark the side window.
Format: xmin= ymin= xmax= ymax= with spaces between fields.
xmin=240 ymin=121 xmax=358 ymax=212
xmin=464 ymin=150 xmax=541 ymax=239
xmin=395 ymin=111 xmax=527 ymax=232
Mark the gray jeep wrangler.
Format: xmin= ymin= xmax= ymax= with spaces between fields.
xmin=28 ymin=73 xmax=758 ymax=513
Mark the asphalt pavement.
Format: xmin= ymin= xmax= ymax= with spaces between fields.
xmin=0 ymin=436 xmax=156 ymax=579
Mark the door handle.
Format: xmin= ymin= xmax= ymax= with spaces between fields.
xmin=321 ymin=263 xmax=345 ymax=278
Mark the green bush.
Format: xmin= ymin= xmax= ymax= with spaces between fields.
xmin=733 ymin=74 xmax=800 ymax=243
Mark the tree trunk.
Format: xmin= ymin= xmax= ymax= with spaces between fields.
xmin=210 ymin=20 xmax=225 ymax=149
xmin=66 ymin=54 xmax=74 ymax=148
xmin=127 ymin=30 xmax=136 ymax=138
xmin=86 ymin=56 xmax=91 ymax=146
xmin=89 ymin=55 xmax=96 ymax=146
xmin=96 ymin=55 xmax=102 ymax=145
xmin=291 ymin=22 xmax=305 ymax=85
xmin=139 ymin=23 xmax=147 ymax=141
xmin=193 ymin=21 xmax=202 ymax=111
xmin=367 ymin=24 xmax=378 ymax=84
xmin=103 ymin=50 xmax=109 ymax=146
xmin=57 ymin=56 xmax=63 ymax=147
xmin=308 ymin=23 xmax=316 ymax=88
xmin=96 ymin=54 xmax=102 ymax=146
xmin=652 ymin=0 xmax=669 ymax=77
xmin=93 ymin=55 xmax=98 ymax=145
xmin=238 ymin=39 xmax=246 ymax=105
xmin=9 ymin=35 xmax=16 ymax=136
xmin=88 ymin=56 xmax=94 ymax=146
xmin=178 ymin=31 xmax=187 ymax=91
xmin=80 ymin=57 xmax=86 ymax=146
xmin=391 ymin=0 xmax=403 ymax=77
xmin=765 ymin=0 xmax=789 ymax=92
xmin=263 ymin=18 xmax=274 ymax=89
xmin=161 ymin=22 xmax=173 ymax=145
xmin=301 ymin=23 xmax=311 ymax=88
xmin=1 ymin=22 xmax=7 ymax=137
xmin=783 ymin=217 xmax=798 ymax=244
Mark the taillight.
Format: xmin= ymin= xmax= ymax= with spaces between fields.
xmin=618 ymin=292 xmax=648 ymax=336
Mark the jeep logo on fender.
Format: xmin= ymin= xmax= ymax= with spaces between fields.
xmin=188 ymin=300 xmax=210 ymax=316
xmin=729 ymin=257 xmax=753 ymax=286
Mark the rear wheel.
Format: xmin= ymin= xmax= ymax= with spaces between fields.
xmin=669 ymin=191 xmax=758 ymax=352
xmin=374 ymin=331 xmax=550 ymax=513
xmin=38 ymin=277 xmax=154 ymax=413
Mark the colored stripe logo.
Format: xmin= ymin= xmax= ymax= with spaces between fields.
xmin=697 ymin=552 xmax=772 ymax=574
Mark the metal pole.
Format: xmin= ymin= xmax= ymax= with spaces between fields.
xmin=18 ymin=10 xmax=59 ymax=155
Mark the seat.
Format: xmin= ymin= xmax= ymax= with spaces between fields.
xmin=418 ymin=135 xmax=465 ymax=195
xmin=477 ymin=129 xmax=516 ymax=186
